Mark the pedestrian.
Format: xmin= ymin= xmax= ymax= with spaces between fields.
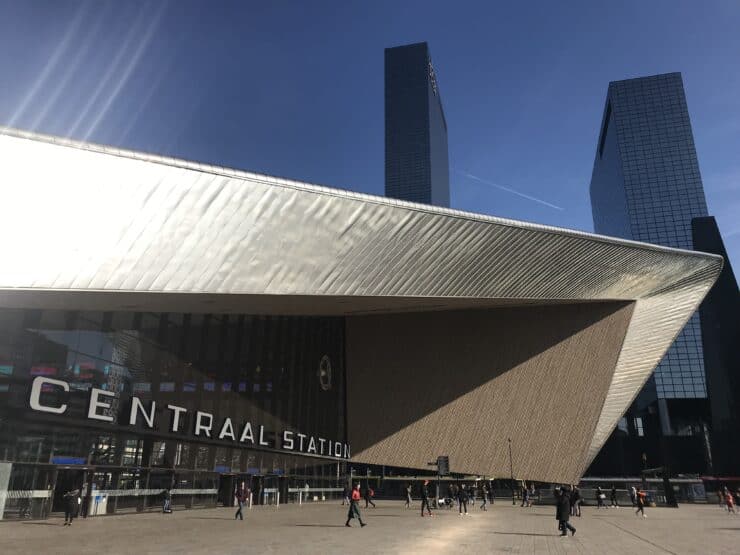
xmin=404 ymin=483 xmax=412 ymax=509
xmin=556 ymin=487 xmax=576 ymax=536
xmin=341 ymin=485 xmax=350 ymax=505
xmin=570 ymin=486 xmax=581 ymax=517
xmin=629 ymin=486 xmax=637 ymax=507
xmin=234 ymin=482 xmax=247 ymax=520
xmin=717 ymin=488 xmax=725 ymax=508
xmin=458 ymin=484 xmax=468 ymax=516
xmin=521 ymin=483 xmax=529 ymax=507
xmin=596 ymin=486 xmax=605 ymax=509
xmin=635 ymin=489 xmax=647 ymax=518
xmin=420 ymin=480 xmax=433 ymax=517
xmin=490 ymin=484 xmax=495 ymax=505
xmin=63 ymin=489 xmax=78 ymax=526
xmin=364 ymin=484 xmax=376 ymax=508
xmin=610 ymin=485 xmax=619 ymax=507
xmin=480 ymin=484 xmax=488 ymax=511
xmin=162 ymin=489 xmax=172 ymax=514
xmin=725 ymin=491 xmax=736 ymax=514
xmin=345 ymin=483 xmax=367 ymax=527
xmin=528 ymin=483 xmax=536 ymax=507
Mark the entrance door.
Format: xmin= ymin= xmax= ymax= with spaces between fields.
xmin=51 ymin=469 xmax=85 ymax=513
xmin=218 ymin=475 xmax=235 ymax=507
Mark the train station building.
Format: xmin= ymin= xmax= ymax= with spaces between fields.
xmin=0 ymin=128 xmax=721 ymax=519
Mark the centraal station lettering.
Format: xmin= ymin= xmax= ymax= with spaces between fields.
xmin=29 ymin=376 xmax=350 ymax=460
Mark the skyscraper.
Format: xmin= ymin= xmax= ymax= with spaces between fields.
xmin=385 ymin=42 xmax=449 ymax=207
xmin=589 ymin=72 xmax=711 ymax=473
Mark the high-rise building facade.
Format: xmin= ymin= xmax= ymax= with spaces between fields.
xmin=589 ymin=72 xmax=711 ymax=473
xmin=384 ymin=42 xmax=450 ymax=207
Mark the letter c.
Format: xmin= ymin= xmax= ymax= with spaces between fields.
xmin=29 ymin=376 xmax=69 ymax=414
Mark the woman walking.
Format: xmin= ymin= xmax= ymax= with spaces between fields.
xmin=345 ymin=483 xmax=367 ymax=527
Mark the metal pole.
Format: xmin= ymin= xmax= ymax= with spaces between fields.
xmin=508 ymin=438 xmax=516 ymax=506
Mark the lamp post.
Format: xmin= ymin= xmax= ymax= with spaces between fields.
xmin=508 ymin=437 xmax=515 ymax=505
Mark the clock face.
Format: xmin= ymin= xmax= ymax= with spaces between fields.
xmin=318 ymin=355 xmax=332 ymax=391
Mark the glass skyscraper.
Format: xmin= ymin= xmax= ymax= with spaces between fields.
xmin=384 ymin=42 xmax=450 ymax=207
xmin=590 ymin=73 xmax=710 ymax=454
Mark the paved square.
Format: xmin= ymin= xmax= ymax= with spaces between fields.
xmin=2 ymin=501 xmax=739 ymax=554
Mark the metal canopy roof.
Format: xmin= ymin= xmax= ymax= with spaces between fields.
xmin=0 ymin=127 xmax=722 ymax=470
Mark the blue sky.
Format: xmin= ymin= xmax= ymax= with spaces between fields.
xmin=1 ymin=0 xmax=738 ymax=271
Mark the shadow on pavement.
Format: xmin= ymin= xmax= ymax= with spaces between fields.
xmin=493 ymin=531 xmax=555 ymax=537
xmin=295 ymin=524 xmax=347 ymax=528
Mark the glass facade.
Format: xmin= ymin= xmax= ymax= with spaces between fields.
xmin=590 ymin=72 xmax=709 ymax=400
xmin=385 ymin=42 xmax=450 ymax=207
xmin=0 ymin=309 xmax=348 ymax=519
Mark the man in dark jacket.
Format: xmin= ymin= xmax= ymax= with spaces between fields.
xmin=556 ymin=487 xmax=576 ymax=536
xmin=420 ymin=480 xmax=433 ymax=517
xmin=458 ymin=484 xmax=469 ymax=515
xmin=234 ymin=482 xmax=247 ymax=520
xmin=63 ymin=489 xmax=78 ymax=526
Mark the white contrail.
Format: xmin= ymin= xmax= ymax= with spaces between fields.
xmin=455 ymin=169 xmax=564 ymax=211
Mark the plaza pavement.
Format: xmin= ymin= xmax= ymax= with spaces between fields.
xmin=2 ymin=500 xmax=739 ymax=554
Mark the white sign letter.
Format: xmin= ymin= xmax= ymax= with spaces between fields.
xmin=218 ymin=418 xmax=236 ymax=441
xmin=259 ymin=425 xmax=269 ymax=446
xmin=283 ymin=430 xmax=294 ymax=450
xmin=129 ymin=397 xmax=156 ymax=428
xmin=167 ymin=404 xmax=187 ymax=432
xmin=88 ymin=388 xmax=115 ymax=422
xmin=194 ymin=411 xmax=213 ymax=437
xmin=29 ymin=376 xmax=69 ymax=414
xmin=239 ymin=422 xmax=254 ymax=444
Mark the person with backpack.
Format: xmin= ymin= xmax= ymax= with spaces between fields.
xmin=345 ymin=483 xmax=367 ymax=527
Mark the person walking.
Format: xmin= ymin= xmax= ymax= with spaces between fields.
xmin=725 ymin=490 xmax=736 ymax=514
xmin=458 ymin=484 xmax=469 ymax=516
xmin=404 ymin=483 xmax=412 ymax=509
xmin=364 ymin=484 xmax=376 ymax=508
xmin=635 ymin=488 xmax=647 ymax=518
xmin=480 ymin=484 xmax=488 ymax=511
xmin=420 ymin=480 xmax=433 ymax=517
xmin=345 ymin=483 xmax=367 ymax=527
xmin=596 ymin=486 xmax=605 ymax=509
xmin=234 ymin=482 xmax=247 ymax=520
xmin=556 ymin=487 xmax=576 ymax=536
xmin=630 ymin=485 xmax=637 ymax=507
xmin=520 ymin=483 xmax=529 ymax=507
xmin=162 ymin=489 xmax=172 ymax=514
xmin=341 ymin=485 xmax=349 ymax=505
xmin=610 ymin=485 xmax=619 ymax=508
xmin=62 ymin=489 xmax=78 ymax=526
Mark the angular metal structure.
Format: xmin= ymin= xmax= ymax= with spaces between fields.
xmin=0 ymin=128 xmax=722 ymax=483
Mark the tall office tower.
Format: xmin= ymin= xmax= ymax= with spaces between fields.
xmin=589 ymin=73 xmax=711 ymax=474
xmin=692 ymin=216 xmax=740 ymax=475
xmin=385 ymin=42 xmax=450 ymax=207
